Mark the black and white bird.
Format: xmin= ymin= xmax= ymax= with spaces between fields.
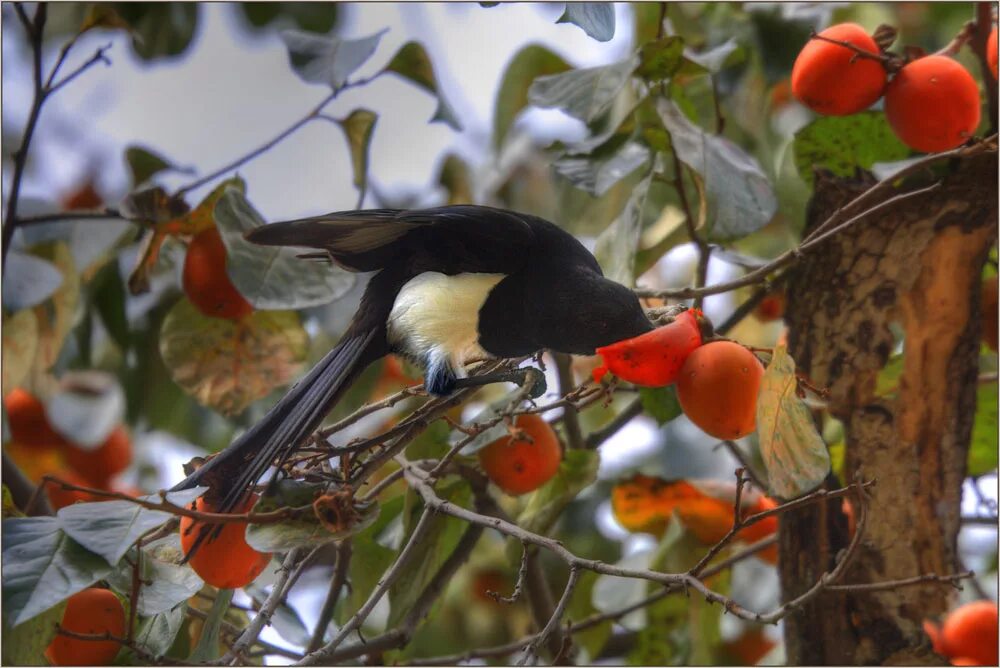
xmin=172 ymin=205 xmax=653 ymax=517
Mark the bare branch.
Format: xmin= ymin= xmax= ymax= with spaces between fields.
xmin=223 ymin=548 xmax=303 ymax=664
xmin=517 ymin=567 xmax=581 ymax=666
xmin=307 ymin=540 xmax=352 ymax=653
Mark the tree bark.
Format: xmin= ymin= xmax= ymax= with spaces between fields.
xmin=779 ymin=151 xmax=998 ymax=665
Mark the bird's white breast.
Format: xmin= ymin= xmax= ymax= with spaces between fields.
xmin=386 ymin=272 xmax=505 ymax=375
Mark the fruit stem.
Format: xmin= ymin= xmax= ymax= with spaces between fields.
xmin=809 ymin=30 xmax=895 ymax=68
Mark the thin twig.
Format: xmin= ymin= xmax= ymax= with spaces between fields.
xmin=490 ymin=544 xmax=530 ymax=604
xmin=517 ymin=567 xmax=581 ymax=666
xmin=554 ymin=352 xmax=585 ymax=450
xmin=223 ymin=549 xmax=302 ymax=664
xmin=584 ymin=398 xmax=643 ymax=449
xmin=306 ymin=540 xmax=352 ymax=653
xmin=313 ymin=508 xmax=436 ymax=656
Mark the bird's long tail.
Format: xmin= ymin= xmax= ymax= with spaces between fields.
xmin=171 ymin=327 xmax=381 ymax=543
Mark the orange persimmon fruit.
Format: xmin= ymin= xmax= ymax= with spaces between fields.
xmin=179 ymin=494 xmax=272 ymax=589
xmin=62 ymin=426 xmax=132 ymax=488
xmin=988 ymin=28 xmax=997 ymax=80
xmin=940 ymin=601 xmax=999 ymax=666
xmin=3 ymin=388 xmax=68 ymax=449
xmin=884 ymin=55 xmax=981 ymax=153
xmin=45 ymin=588 xmax=125 ymax=665
xmin=478 ymin=414 xmax=562 ymax=495
xmin=676 ymin=341 xmax=765 ymax=440
xmin=791 ymin=23 xmax=887 ymax=115
xmin=183 ymin=227 xmax=253 ymax=321
xmin=593 ymin=308 xmax=705 ymax=386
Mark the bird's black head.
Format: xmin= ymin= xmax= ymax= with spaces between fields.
xmin=539 ymin=275 xmax=653 ymax=355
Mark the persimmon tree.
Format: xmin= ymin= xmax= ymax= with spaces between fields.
xmin=2 ymin=3 xmax=996 ymax=666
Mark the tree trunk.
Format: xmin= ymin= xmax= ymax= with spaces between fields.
xmin=779 ymin=152 xmax=997 ymax=665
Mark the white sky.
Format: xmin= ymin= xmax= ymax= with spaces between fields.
xmin=4 ymin=3 xmax=636 ymax=220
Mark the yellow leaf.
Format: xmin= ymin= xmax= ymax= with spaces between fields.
xmin=2 ymin=310 xmax=38 ymax=394
xmin=158 ymin=299 xmax=308 ymax=415
xmin=756 ymin=346 xmax=831 ymax=499
xmin=28 ymin=242 xmax=80 ymax=372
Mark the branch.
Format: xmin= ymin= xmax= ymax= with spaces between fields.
xmin=306 ymin=540 xmax=352 ymax=653
xmin=307 ymin=507 xmax=437 ymax=659
xmin=517 ymin=567 xmax=580 ymax=666
xmin=3 ymin=3 xmax=48 ymax=269
xmin=37 ymin=475 xmax=310 ymax=524
xmin=553 ymin=353 xmax=585 ymax=451
xmin=47 ymin=43 xmax=112 ymax=95
xmin=175 ymin=92 xmax=337 ymax=196
xmin=584 ymin=397 xmax=643 ymax=448
xmin=823 ymin=571 xmax=973 ymax=593
xmin=223 ymin=548 xmax=303 ymax=664
xmin=634 ymin=137 xmax=997 ymax=300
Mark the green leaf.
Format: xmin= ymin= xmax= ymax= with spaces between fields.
xmin=593 ymin=172 xmax=651 ymax=286
xmin=105 ymin=539 xmax=203 ymax=616
xmin=245 ymin=480 xmax=378 ymax=552
xmin=113 ymin=3 xmax=200 ymax=60
xmin=494 ymin=44 xmax=571 ymax=150
xmin=656 ymin=98 xmax=777 ymax=241
xmin=2 ymin=599 xmax=65 ymax=666
xmin=553 ymin=141 xmax=650 ymax=197
xmin=756 ymin=346 xmax=831 ymax=499
xmin=91 ymin=261 xmax=130 ymax=352
xmin=382 ymin=42 xmax=462 ymax=130
xmin=133 ymin=605 xmax=186 ymax=658
xmin=517 ymin=449 xmax=600 ymax=536
xmin=58 ymin=488 xmax=205 ymax=566
xmin=875 ymin=352 xmax=905 ymax=398
xmin=969 ymin=381 xmax=998 ymax=476
xmin=335 ymin=109 xmax=377 ymax=205
xmin=214 ymin=189 xmax=356 ymax=310
xmin=125 ymin=145 xmax=191 ymax=187
xmin=280 ymin=28 xmax=387 ymax=92
xmin=188 ymin=587 xmax=232 ymax=663
xmin=239 ymin=3 xmax=339 ymax=34
xmin=387 ymin=482 xmax=471 ymax=627
xmin=2 ymin=251 xmax=63 ymax=311
xmin=158 ymin=299 xmax=309 ymax=416
xmin=567 ymin=570 xmax=611 ymax=662
xmin=1 ymin=517 xmax=113 ymax=626
xmin=339 ymin=528 xmax=396 ymax=626
xmin=683 ymin=39 xmax=742 ymax=74
xmin=557 ymin=3 xmax=615 ymax=42
xmin=2 ymin=486 xmax=23 ymax=520
xmin=793 ymin=112 xmax=910 ymax=187
xmin=2 ymin=309 xmax=38 ymax=394
xmin=437 ymin=154 xmax=474 ymax=205
xmin=638 ymin=385 xmax=683 ymax=425
xmin=635 ymin=36 xmax=685 ymax=81
xmin=528 ymin=56 xmax=639 ymax=124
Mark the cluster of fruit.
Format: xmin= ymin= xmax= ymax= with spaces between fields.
xmin=924 ymin=600 xmax=999 ymax=666
xmin=3 ymin=388 xmax=134 ymax=509
xmin=594 ymin=309 xmax=766 ymax=440
xmin=792 ymin=22 xmax=996 ymax=152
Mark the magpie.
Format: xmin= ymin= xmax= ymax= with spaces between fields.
xmin=171 ymin=204 xmax=653 ymax=519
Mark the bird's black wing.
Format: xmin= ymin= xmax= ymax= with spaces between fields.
xmin=245 ymin=204 xmax=537 ymax=275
